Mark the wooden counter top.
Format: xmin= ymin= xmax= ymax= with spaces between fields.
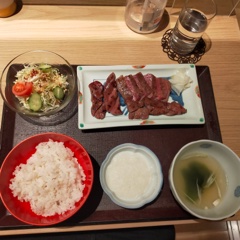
xmin=0 ymin=4 xmax=240 ymax=234
xmin=1 ymin=5 xmax=239 ymax=155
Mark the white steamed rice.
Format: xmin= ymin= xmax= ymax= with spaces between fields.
xmin=9 ymin=139 xmax=86 ymax=217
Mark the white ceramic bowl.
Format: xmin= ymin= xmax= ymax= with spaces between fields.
xmin=169 ymin=139 xmax=240 ymax=221
xmin=100 ymin=143 xmax=163 ymax=209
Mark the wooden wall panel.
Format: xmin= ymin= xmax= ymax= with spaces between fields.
xmin=21 ymin=0 xmax=175 ymax=7
xmin=20 ymin=0 xmax=237 ymax=15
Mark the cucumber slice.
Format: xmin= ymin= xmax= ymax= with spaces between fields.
xmin=28 ymin=93 xmax=42 ymax=111
xmin=53 ymin=86 xmax=65 ymax=100
xmin=38 ymin=63 xmax=52 ymax=72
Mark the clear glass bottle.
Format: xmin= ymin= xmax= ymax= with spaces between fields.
xmin=125 ymin=0 xmax=168 ymax=34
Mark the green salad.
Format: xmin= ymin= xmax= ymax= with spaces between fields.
xmin=12 ymin=64 xmax=69 ymax=112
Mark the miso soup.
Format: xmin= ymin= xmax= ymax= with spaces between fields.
xmin=173 ymin=153 xmax=227 ymax=210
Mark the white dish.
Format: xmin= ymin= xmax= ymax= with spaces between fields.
xmin=77 ymin=64 xmax=205 ymax=129
xmin=99 ymin=143 xmax=163 ymax=209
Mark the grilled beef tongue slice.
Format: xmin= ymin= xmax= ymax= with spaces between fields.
xmin=89 ymin=81 xmax=106 ymax=119
xmin=166 ymin=102 xmax=187 ymax=116
xmin=129 ymin=106 xmax=149 ymax=120
xmin=124 ymin=75 xmax=143 ymax=102
xmin=144 ymin=74 xmax=171 ymax=102
xmin=116 ymin=75 xmax=132 ymax=101
xmin=133 ymin=72 xmax=153 ymax=99
xmin=89 ymin=81 xmax=104 ymax=100
xmin=104 ymin=72 xmax=122 ymax=116
xmin=116 ymin=75 xmax=139 ymax=113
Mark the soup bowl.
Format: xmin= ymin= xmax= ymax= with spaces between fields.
xmin=169 ymin=139 xmax=240 ymax=221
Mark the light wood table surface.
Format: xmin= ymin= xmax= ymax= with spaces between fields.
xmin=0 ymin=4 xmax=240 ymax=236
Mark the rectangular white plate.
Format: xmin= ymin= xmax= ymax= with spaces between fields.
xmin=77 ymin=64 xmax=205 ymax=129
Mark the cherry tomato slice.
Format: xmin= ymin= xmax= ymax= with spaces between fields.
xmin=12 ymin=82 xmax=33 ymax=97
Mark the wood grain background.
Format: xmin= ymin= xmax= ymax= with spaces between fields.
xmin=20 ymin=0 xmax=237 ymax=16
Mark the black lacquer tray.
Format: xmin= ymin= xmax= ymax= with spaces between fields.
xmin=0 ymin=66 xmax=222 ymax=232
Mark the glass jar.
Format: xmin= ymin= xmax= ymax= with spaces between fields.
xmin=125 ymin=0 xmax=167 ymax=34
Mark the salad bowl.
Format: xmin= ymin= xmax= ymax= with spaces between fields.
xmin=0 ymin=50 xmax=76 ymax=118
